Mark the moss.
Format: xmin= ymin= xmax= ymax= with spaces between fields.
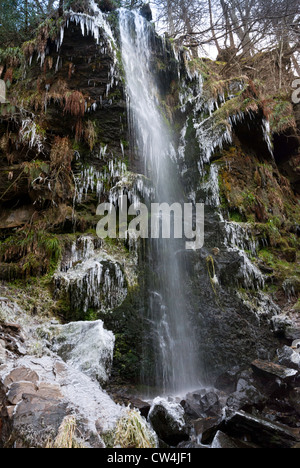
xmin=229 ymin=210 xmax=246 ymax=223
xmin=0 ymin=231 xmax=63 ymax=279
xmin=292 ymin=298 xmax=300 ymax=313
xmin=0 ymin=47 xmax=24 ymax=67
xmin=258 ymin=247 xmax=299 ymax=283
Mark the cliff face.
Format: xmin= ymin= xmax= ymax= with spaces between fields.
xmin=0 ymin=2 xmax=299 ymax=448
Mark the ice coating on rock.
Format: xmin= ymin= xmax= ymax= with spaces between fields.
xmin=51 ymin=320 xmax=115 ymax=384
xmin=1 ymin=355 xmax=124 ymax=435
xmin=148 ymin=396 xmax=186 ymax=429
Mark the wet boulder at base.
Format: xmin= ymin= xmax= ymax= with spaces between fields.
xmin=148 ymin=397 xmax=190 ymax=446
xmin=223 ymin=410 xmax=300 ymax=449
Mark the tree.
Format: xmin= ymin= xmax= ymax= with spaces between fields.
xmin=151 ymin=0 xmax=299 ymax=75
xmin=0 ymin=0 xmax=52 ymax=46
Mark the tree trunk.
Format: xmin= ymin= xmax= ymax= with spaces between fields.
xmin=208 ymin=0 xmax=221 ymax=54
xmin=58 ymin=0 xmax=64 ymax=16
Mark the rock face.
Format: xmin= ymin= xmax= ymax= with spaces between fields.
xmin=53 ymin=236 xmax=128 ymax=319
xmin=0 ymin=355 xmax=125 ymax=448
xmin=0 ymin=0 xmax=299 ymax=449
xmin=0 ymin=299 xmax=124 ymax=448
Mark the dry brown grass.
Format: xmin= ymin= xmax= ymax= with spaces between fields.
xmin=50 ymin=136 xmax=73 ymax=170
xmin=64 ymin=91 xmax=85 ymax=118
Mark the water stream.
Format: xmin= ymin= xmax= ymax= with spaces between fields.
xmin=119 ymin=9 xmax=199 ymax=394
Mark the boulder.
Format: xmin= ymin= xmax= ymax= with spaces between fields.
xmin=251 ymin=359 xmax=298 ymax=386
xmin=194 ymin=416 xmax=223 ymax=445
xmin=129 ymin=397 xmax=151 ymax=418
xmin=277 ymin=346 xmax=300 ymax=370
xmin=211 ymin=430 xmax=258 ymax=448
xmin=214 ymin=366 xmax=240 ymax=393
xmin=181 ymin=389 xmax=222 ymax=420
xmin=224 ymin=409 xmax=300 ymax=448
xmin=148 ymin=397 xmax=190 ymax=446
xmin=226 ymin=371 xmax=267 ymax=411
xmin=0 ymin=355 xmax=124 ymax=448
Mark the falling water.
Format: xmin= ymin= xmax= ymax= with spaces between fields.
xmin=119 ymin=9 xmax=199 ymax=394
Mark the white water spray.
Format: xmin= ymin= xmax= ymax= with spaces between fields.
xmin=119 ymin=9 xmax=199 ymax=394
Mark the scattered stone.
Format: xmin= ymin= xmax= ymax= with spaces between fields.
xmin=251 ymin=359 xmax=298 ymax=385
xmin=181 ymin=389 xmax=222 ymax=420
xmin=211 ymin=430 xmax=258 ymax=448
xmin=214 ymin=366 xmax=240 ymax=393
xmin=226 ymin=371 xmax=267 ymax=411
xmin=224 ymin=409 xmax=300 ymax=448
xmin=129 ymin=397 xmax=151 ymax=418
xmin=194 ymin=416 xmax=223 ymax=445
xmin=277 ymin=346 xmax=300 ymax=370
xmin=181 ymin=397 xmax=203 ymax=420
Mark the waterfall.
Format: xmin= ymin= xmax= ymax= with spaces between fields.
xmin=119 ymin=9 xmax=199 ymax=394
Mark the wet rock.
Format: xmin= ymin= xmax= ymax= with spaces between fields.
xmin=224 ymin=409 xmax=300 ymax=448
xmin=211 ymin=430 xmax=258 ymax=448
xmin=226 ymin=371 xmax=267 ymax=411
xmin=251 ymin=359 xmax=298 ymax=386
xmin=277 ymin=346 xmax=300 ymax=371
xmin=180 ymin=397 xmax=203 ymax=419
xmin=129 ymin=398 xmax=151 ymax=418
xmin=148 ymin=397 xmax=190 ymax=446
xmin=140 ymin=4 xmax=152 ymax=21
xmin=214 ymin=366 xmax=240 ymax=393
xmin=181 ymin=389 xmax=222 ymax=419
xmin=194 ymin=416 xmax=223 ymax=445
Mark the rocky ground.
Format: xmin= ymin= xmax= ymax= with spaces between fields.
xmin=112 ymin=341 xmax=300 ymax=448
xmin=1 ymin=292 xmax=300 ymax=449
